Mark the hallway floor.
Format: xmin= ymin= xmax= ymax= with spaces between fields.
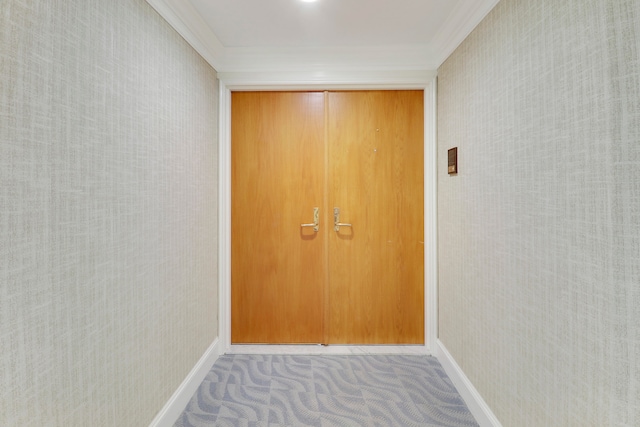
xmin=174 ymin=354 xmax=478 ymax=427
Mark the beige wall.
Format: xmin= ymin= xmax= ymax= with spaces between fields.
xmin=0 ymin=1 xmax=218 ymax=425
xmin=437 ymin=0 xmax=639 ymax=425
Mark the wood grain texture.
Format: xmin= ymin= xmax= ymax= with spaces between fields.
xmin=231 ymin=90 xmax=424 ymax=345
xmin=327 ymin=91 xmax=425 ymax=344
xmin=231 ymin=92 xmax=326 ymax=343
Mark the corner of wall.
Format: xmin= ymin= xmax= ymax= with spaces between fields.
xmin=149 ymin=339 xmax=222 ymax=427
xmin=436 ymin=340 xmax=502 ymax=427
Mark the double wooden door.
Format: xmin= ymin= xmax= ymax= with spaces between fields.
xmin=231 ymin=90 xmax=424 ymax=345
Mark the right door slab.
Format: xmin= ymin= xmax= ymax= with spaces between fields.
xmin=327 ymin=90 xmax=425 ymax=344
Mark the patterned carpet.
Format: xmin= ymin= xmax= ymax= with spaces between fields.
xmin=174 ymin=354 xmax=479 ymax=427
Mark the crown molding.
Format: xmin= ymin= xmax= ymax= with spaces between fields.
xmin=146 ymin=0 xmax=225 ymax=70
xmin=429 ymin=0 xmax=501 ymax=66
xmin=147 ymin=0 xmax=499 ymax=73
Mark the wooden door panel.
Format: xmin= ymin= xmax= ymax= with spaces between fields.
xmin=231 ymin=90 xmax=424 ymax=345
xmin=327 ymin=91 xmax=424 ymax=344
xmin=231 ymin=92 xmax=326 ymax=344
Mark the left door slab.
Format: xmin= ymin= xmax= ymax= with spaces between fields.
xmin=231 ymin=91 xmax=327 ymax=344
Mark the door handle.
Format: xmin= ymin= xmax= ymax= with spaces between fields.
xmin=333 ymin=207 xmax=352 ymax=232
xmin=300 ymin=207 xmax=320 ymax=232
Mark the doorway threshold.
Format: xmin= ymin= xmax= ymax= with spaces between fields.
xmin=228 ymin=345 xmax=430 ymax=356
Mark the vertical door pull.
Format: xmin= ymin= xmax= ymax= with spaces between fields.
xmin=301 ymin=207 xmax=320 ymax=232
xmin=333 ymin=207 xmax=352 ymax=232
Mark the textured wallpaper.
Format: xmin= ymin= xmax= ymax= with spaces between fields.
xmin=437 ymin=1 xmax=640 ymax=426
xmin=0 ymin=1 xmax=218 ymax=426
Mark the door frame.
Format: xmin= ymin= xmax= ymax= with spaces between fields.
xmin=217 ymin=70 xmax=438 ymax=355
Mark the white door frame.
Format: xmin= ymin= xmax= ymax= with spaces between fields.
xmin=217 ymin=70 xmax=438 ymax=355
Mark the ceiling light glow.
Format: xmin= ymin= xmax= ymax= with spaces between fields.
xmin=300 ymin=0 xmax=318 ymax=3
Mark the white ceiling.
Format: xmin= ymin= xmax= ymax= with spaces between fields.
xmin=190 ymin=0 xmax=456 ymax=48
xmin=146 ymin=0 xmax=499 ymax=73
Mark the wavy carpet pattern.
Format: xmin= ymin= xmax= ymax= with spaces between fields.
xmin=174 ymin=354 xmax=478 ymax=427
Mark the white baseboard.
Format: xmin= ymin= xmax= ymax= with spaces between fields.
xmin=149 ymin=338 xmax=221 ymax=427
xmin=436 ymin=340 xmax=502 ymax=427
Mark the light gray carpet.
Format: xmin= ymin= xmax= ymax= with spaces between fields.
xmin=174 ymin=354 xmax=478 ymax=427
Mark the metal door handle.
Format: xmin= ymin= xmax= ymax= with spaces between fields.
xmin=301 ymin=207 xmax=319 ymax=232
xmin=333 ymin=207 xmax=352 ymax=232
